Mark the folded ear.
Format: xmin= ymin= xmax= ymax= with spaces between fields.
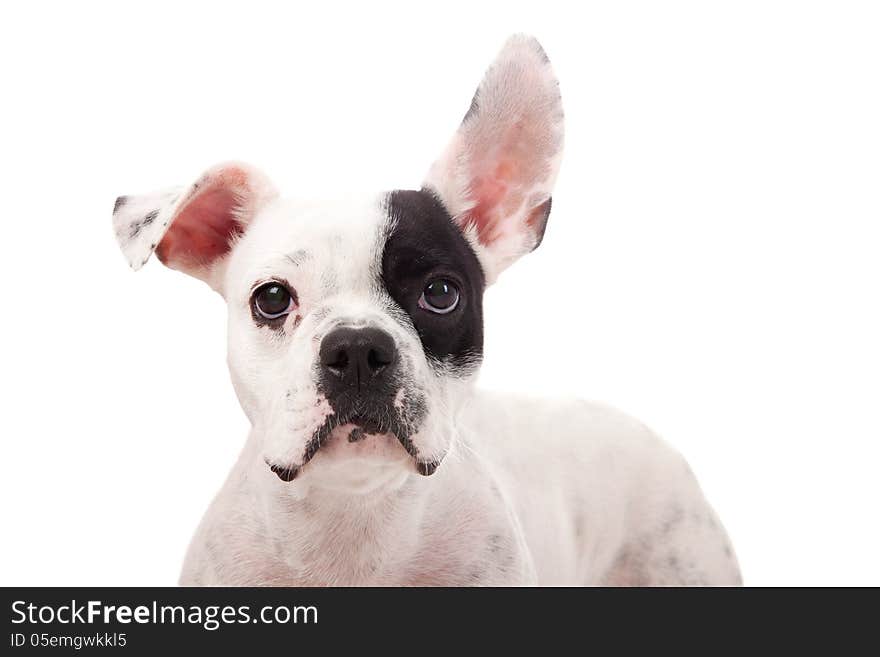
xmin=112 ymin=162 xmax=277 ymax=288
xmin=423 ymin=35 xmax=564 ymax=284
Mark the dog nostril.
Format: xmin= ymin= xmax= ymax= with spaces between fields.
xmin=326 ymin=348 xmax=349 ymax=373
xmin=367 ymin=347 xmax=392 ymax=373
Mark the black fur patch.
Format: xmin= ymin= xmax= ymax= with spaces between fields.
xmin=529 ymin=197 xmax=552 ymax=250
xmin=381 ymin=189 xmax=485 ymax=372
xmin=463 ymin=90 xmax=480 ymax=123
xmin=128 ymin=209 xmax=159 ymax=240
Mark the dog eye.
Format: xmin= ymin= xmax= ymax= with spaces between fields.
xmin=252 ymin=282 xmax=295 ymax=320
xmin=418 ymin=279 xmax=460 ymax=314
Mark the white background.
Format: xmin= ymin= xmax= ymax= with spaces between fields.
xmin=1 ymin=1 xmax=878 ymax=586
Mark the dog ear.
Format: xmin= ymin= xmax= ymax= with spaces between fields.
xmin=112 ymin=162 xmax=277 ymax=289
xmin=423 ymin=35 xmax=564 ymax=284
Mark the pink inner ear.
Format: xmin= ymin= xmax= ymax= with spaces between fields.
xmin=156 ymin=170 xmax=247 ymax=270
xmin=460 ymin=120 xmax=551 ymax=247
xmin=467 ymin=168 xmax=510 ymax=245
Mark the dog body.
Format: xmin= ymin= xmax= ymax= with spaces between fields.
xmin=113 ymin=36 xmax=741 ymax=586
xmin=181 ymin=391 xmax=739 ymax=585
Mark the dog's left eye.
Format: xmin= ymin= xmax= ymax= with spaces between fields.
xmin=252 ymin=282 xmax=295 ymax=320
xmin=418 ymin=279 xmax=460 ymax=314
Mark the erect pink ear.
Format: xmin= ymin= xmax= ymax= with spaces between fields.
xmin=112 ymin=162 xmax=277 ymax=287
xmin=423 ymin=35 xmax=564 ymax=284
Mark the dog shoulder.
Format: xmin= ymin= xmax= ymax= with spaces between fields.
xmin=466 ymin=391 xmax=675 ymax=459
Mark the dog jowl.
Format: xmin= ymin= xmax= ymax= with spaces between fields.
xmin=112 ymin=35 xmax=741 ymax=586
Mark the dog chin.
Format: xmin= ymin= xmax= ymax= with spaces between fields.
xmin=298 ymin=423 xmax=413 ymax=493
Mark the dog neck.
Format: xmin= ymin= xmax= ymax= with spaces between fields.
xmin=239 ymin=428 xmax=442 ymax=584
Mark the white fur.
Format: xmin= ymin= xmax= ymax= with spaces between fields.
xmin=224 ymin=196 xmax=453 ymax=474
xmin=179 ymin=392 xmax=739 ymax=585
xmin=113 ymin=34 xmax=741 ymax=586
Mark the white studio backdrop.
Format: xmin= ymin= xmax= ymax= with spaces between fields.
xmin=1 ymin=1 xmax=878 ymax=586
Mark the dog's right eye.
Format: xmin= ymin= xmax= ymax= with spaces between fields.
xmin=252 ymin=282 xmax=295 ymax=320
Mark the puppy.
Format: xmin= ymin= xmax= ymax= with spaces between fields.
xmin=113 ymin=35 xmax=741 ymax=585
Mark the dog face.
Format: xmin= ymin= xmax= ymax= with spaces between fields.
xmin=112 ymin=35 xmax=564 ymax=491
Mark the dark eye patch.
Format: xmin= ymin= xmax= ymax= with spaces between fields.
xmin=381 ymin=189 xmax=485 ymax=371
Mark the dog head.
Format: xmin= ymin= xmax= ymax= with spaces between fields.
xmin=113 ymin=35 xmax=564 ymax=492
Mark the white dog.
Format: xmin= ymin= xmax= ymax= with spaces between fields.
xmin=113 ymin=35 xmax=741 ymax=586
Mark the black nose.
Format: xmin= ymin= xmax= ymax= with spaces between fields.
xmin=319 ymin=326 xmax=398 ymax=392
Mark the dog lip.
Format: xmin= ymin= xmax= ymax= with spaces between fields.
xmin=284 ymin=408 xmax=443 ymax=477
xmin=265 ymin=459 xmax=299 ymax=482
xmin=395 ymin=432 xmax=443 ymax=476
xmin=267 ymin=444 xmax=442 ymax=482
xmin=347 ymin=414 xmax=385 ymax=434
xmin=416 ymin=459 xmax=441 ymax=476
